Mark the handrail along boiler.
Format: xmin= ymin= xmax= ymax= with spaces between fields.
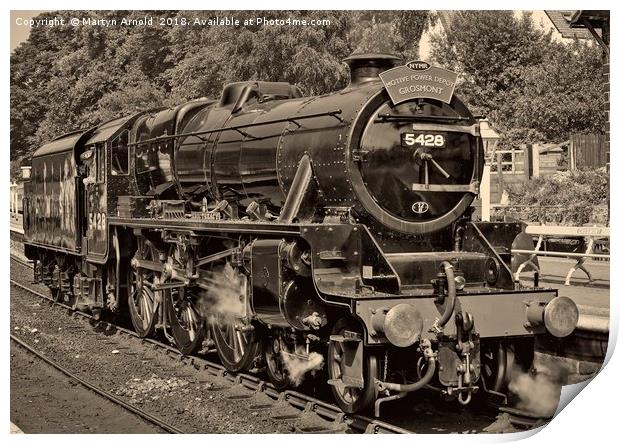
xmin=21 ymin=54 xmax=579 ymax=416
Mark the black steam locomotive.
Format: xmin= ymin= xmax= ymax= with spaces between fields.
xmin=22 ymin=54 xmax=578 ymax=415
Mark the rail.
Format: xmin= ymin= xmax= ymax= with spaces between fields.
xmin=513 ymin=225 xmax=610 ymax=285
xmin=10 ymin=334 xmax=184 ymax=434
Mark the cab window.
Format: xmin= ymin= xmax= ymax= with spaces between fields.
xmin=96 ymin=144 xmax=105 ymax=183
xmin=111 ymin=130 xmax=130 ymax=175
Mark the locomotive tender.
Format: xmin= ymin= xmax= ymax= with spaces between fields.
xmin=21 ymin=54 xmax=579 ymax=415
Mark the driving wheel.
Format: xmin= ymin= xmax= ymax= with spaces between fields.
xmin=165 ymin=244 xmax=205 ymax=355
xmin=210 ymin=263 xmax=259 ymax=372
xmin=127 ymin=238 xmax=160 ymax=337
xmin=167 ymin=287 xmax=205 ymax=355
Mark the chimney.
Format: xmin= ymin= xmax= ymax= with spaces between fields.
xmin=343 ymin=53 xmax=402 ymax=86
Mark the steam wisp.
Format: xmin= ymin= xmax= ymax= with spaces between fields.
xmin=281 ymin=349 xmax=324 ymax=387
xmin=198 ymin=262 xmax=325 ymax=386
xmin=198 ymin=263 xmax=245 ymax=325
xmin=508 ymin=366 xmax=563 ymax=417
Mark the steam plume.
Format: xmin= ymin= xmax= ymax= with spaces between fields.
xmin=281 ymin=350 xmax=324 ymax=386
xmin=198 ymin=263 xmax=245 ymax=325
xmin=508 ymin=366 xmax=562 ymax=417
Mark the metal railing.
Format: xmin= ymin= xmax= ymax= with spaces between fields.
xmin=513 ymin=225 xmax=610 ymax=285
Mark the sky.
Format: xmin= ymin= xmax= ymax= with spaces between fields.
xmin=10 ymin=10 xmax=49 ymax=52
xmin=11 ymin=10 xmax=562 ymax=55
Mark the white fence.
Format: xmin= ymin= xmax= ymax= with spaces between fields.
xmin=513 ymin=225 xmax=610 ymax=285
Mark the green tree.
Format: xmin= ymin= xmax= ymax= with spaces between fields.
xmin=12 ymin=10 xmax=174 ymax=154
xmin=505 ymin=169 xmax=608 ymax=224
xmin=10 ymin=10 xmax=70 ymax=160
xmin=350 ymin=11 xmax=435 ymax=61
xmin=499 ymin=40 xmax=605 ymax=144
xmin=430 ymin=11 xmax=552 ymax=116
xmin=429 ymin=11 xmax=605 ymax=145
xmin=164 ymin=10 xmax=353 ymax=101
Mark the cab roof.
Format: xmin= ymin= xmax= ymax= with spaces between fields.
xmin=84 ymin=114 xmax=137 ymax=146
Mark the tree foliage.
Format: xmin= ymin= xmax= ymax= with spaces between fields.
xmin=429 ymin=11 xmax=605 ymax=146
xmin=350 ymin=11 xmax=435 ymax=61
xmin=502 ymin=40 xmax=606 ymax=144
xmin=11 ymin=10 xmax=433 ymax=165
xmin=505 ymin=169 xmax=609 ymax=225
xmin=164 ymin=11 xmax=354 ymax=101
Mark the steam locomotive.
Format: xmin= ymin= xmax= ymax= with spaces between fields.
xmin=21 ymin=53 xmax=579 ymax=416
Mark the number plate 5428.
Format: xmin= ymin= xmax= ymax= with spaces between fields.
xmin=401 ymin=132 xmax=446 ymax=148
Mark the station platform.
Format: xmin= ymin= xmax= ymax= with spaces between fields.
xmin=520 ymin=256 xmax=609 ymax=335
xmin=521 ymin=257 xmax=609 ymax=309
xmin=535 ymin=256 xmax=609 ymax=289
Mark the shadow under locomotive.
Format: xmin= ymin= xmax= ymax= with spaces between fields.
xmin=21 ymin=54 xmax=579 ymax=418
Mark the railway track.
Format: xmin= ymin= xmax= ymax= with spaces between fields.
xmin=10 ymin=333 xmax=184 ymax=434
xmin=9 ymin=254 xmax=410 ymax=434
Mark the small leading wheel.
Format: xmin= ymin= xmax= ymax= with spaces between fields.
xmin=167 ymin=287 xmax=205 ymax=355
xmin=127 ymin=238 xmax=160 ymax=338
xmin=264 ymin=335 xmax=293 ymax=390
xmin=327 ymin=318 xmax=379 ymax=414
xmin=210 ymin=264 xmax=260 ymax=372
xmin=482 ymin=342 xmax=514 ymax=393
xmin=481 ymin=341 xmax=534 ymax=394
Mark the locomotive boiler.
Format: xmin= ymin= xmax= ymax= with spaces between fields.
xmin=21 ymin=53 xmax=579 ymax=416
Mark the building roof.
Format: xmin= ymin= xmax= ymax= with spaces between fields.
xmin=545 ymin=10 xmax=602 ymax=39
xmin=569 ymin=10 xmax=610 ymax=26
xmin=479 ymin=119 xmax=500 ymax=140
